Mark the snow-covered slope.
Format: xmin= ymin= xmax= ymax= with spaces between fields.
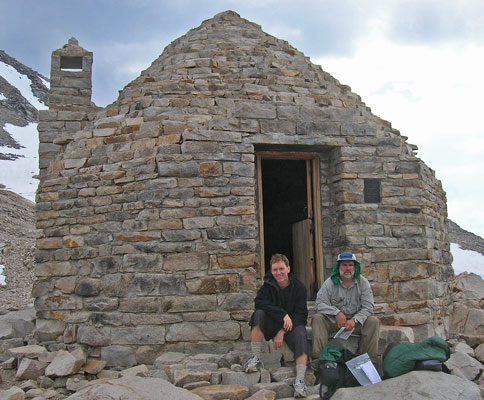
xmin=0 ymin=51 xmax=48 ymax=201
xmin=451 ymin=243 xmax=484 ymax=277
xmin=0 ymin=122 xmax=40 ymax=200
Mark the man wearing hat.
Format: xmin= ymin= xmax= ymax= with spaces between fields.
xmin=311 ymin=252 xmax=380 ymax=364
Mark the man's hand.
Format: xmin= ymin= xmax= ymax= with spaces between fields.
xmin=335 ymin=312 xmax=347 ymax=328
xmin=274 ymin=329 xmax=285 ymax=349
xmin=344 ymin=318 xmax=355 ymax=331
xmin=283 ymin=314 xmax=293 ymax=331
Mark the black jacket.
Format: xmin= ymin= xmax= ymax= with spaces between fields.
xmin=250 ymin=272 xmax=308 ymax=328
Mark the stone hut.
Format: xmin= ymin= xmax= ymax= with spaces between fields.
xmin=35 ymin=11 xmax=453 ymax=365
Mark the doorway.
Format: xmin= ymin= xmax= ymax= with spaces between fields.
xmin=256 ymin=152 xmax=323 ymax=299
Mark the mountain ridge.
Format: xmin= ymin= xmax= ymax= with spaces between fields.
xmin=0 ymin=49 xmax=48 ymax=152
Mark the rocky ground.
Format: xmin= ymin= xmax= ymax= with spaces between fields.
xmin=0 ymin=189 xmax=36 ymax=314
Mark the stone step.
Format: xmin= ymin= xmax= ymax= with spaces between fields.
xmin=264 ymin=323 xmax=414 ymax=363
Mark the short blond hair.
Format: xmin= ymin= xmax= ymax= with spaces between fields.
xmin=270 ymin=253 xmax=290 ymax=267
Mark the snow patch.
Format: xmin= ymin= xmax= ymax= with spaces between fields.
xmin=0 ymin=265 xmax=5 ymax=286
xmin=0 ymin=123 xmax=39 ymax=201
xmin=40 ymin=76 xmax=50 ymax=89
xmin=0 ymin=93 xmax=6 ymax=101
xmin=0 ymin=61 xmax=47 ymax=110
xmin=451 ymin=242 xmax=484 ymax=278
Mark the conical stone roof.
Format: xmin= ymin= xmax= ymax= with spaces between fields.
xmin=110 ymin=10 xmax=397 ymax=144
xmin=118 ymin=10 xmax=351 ymax=103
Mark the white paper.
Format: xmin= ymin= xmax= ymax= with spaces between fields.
xmin=361 ymin=361 xmax=382 ymax=384
xmin=333 ymin=327 xmax=354 ymax=340
xmin=345 ymin=353 xmax=381 ymax=386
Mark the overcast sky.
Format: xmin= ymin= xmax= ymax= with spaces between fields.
xmin=1 ymin=0 xmax=483 ymax=237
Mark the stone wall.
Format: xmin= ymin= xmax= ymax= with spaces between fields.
xmin=35 ymin=11 xmax=452 ymax=363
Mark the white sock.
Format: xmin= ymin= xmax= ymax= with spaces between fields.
xmin=251 ymin=342 xmax=262 ymax=358
xmin=296 ymin=364 xmax=306 ymax=381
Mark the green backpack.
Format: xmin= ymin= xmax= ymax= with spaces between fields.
xmin=318 ymin=346 xmax=360 ymax=399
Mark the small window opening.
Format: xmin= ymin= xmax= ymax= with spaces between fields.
xmin=364 ymin=179 xmax=381 ymax=203
xmin=60 ymin=56 xmax=83 ymax=71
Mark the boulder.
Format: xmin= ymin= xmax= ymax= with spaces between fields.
xmin=82 ymin=359 xmax=106 ymax=375
xmin=66 ymin=375 xmax=89 ymax=392
xmin=220 ymin=370 xmax=260 ymax=386
xmin=15 ymin=358 xmax=47 ymax=380
xmin=154 ymin=352 xmax=187 ymax=367
xmin=250 ymin=382 xmax=293 ymax=398
xmin=0 ymin=386 xmax=25 ymax=400
xmin=246 ymin=389 xmax=277 ymax=400
xmin=45 ymin=348 xmax=86 ymax=377
xmin=0 ymin=339 xmax=24 ymax=363
xmin=0 ymin=308 xmax=36 ymax=340
xmin=7 ymin=345 xmax=47 ymax=359
xmin=474 ymin=343 xmax=484 ymax=363
xmin=449 ymin=272 xmax=484 ymax=303
xmin=449 ymin=273 xmax=484 ymax=346
xmin=65 ymin=375 xmax=203 ymax=400
xmin=454 ymin=341 xmax=474 ymax=357
xmin=330 ymin=371 xmax=480 ymax=400
xmin=445 ymin=351 xmax=483 ymax=381
xmin=191 ymin=384 xmax=249 ymax=400
xmin=378 ymin=325 xmax=414 ymax=354
xmin=269 ymin=366 xmax=295 ymax=382
xmin=119 ymin=364 xmax=149 ymax=377
xmin=173 ymin=369 xmax=211 ymax=388
xmin=184 ymin=361 xmax=219 ymax=372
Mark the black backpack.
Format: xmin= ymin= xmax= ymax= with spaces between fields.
xmin=318 ymin=347 xmax=360 ymax=399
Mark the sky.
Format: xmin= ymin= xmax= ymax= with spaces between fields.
xmin=0 ymin=0 xmax=483 ymax=238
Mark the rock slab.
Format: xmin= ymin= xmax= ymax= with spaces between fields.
xmin=330 ymin=371 xmax=480 ymax=400
xmin=65 ymin=375 xmax=203 ymax=400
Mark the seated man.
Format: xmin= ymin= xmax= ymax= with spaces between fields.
xmin=244 ymin=253 xmax=310 ymax=398
xmin=311 ymin=252 xmax=380 ymax=366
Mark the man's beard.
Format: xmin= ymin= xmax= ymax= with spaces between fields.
xmin=340 ymin=271 xmax=354 ymax=281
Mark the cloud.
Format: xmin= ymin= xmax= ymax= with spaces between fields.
xmin=387 ymin=0 xmax=484 ymax=46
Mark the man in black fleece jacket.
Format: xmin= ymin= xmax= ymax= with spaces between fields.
xmin=244 ymin=253 xmax=309 ymax=398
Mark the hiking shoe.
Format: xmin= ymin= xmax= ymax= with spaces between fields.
xmin=293 ymin=378 xmax=308 ymax=398
xmin=243 ymin=355 xmax=264 ymax=373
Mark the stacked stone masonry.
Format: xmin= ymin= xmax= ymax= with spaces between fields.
xmin=35 ymin=11 xmax=452 ymax=364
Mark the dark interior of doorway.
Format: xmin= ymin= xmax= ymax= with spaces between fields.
xmin=261 ymin=159 xmax=308 ymax=274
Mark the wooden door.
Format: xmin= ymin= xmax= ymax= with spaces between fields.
xmin=292 ymin=218 xmax=314 ymax=299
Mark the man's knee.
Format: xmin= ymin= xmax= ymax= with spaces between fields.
xmin=311 ymin=313 xmax=333 ymax=331
xmin=251 ymin=309 xmax=266 ymax=327
xmin=311 ymin=313 xmax=327 ymax=328
xmin=292 ymin=325 xmax=308 ymax=340
xmin=362 ymin=316 xmax=380 ymax=335
xmin=311 ymin=313 xmax=322 ymax=324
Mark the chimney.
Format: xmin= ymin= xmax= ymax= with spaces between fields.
xmin=49 ymin=37 xmax=93 ymax=110
xmin=38 ymin=38 xmax=95 ymax=179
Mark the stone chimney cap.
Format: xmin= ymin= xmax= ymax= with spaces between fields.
xmin=53 ymin=37 xmax=92 ymax=57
